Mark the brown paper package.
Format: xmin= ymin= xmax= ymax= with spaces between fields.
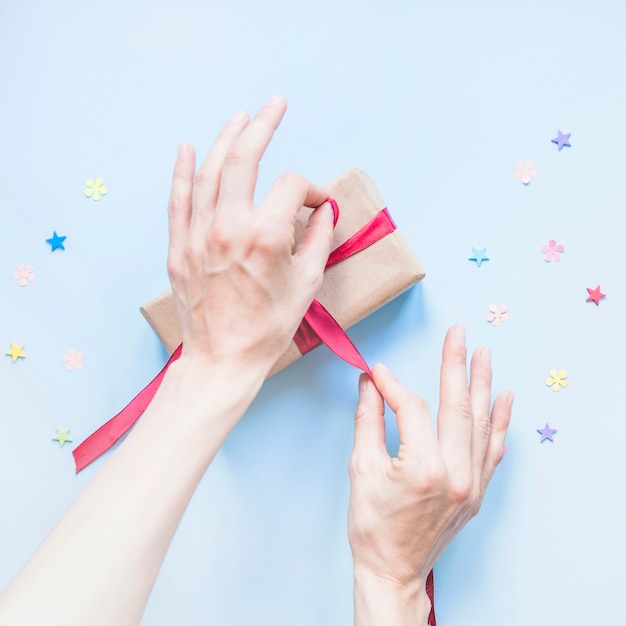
xmin=140 ymin=169 xmax=426 ymax=376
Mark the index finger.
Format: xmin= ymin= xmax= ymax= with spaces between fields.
xmin=216 ymin=94 xmax=287 ymax=210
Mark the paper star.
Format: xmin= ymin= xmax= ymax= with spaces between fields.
xmin=46 ymin=231 xmax=66 ymax=251
xmin=551 ymin=130 xmax=571 ymax=151
xmin=537 ymin=423 xmax=557 ymax=443
xmin=586 ymin=285 xmax=606 ymax=306
xmin=6 ymin=343 xmax=25 ymax=363
xmin=468 ymin=247 xmax=490 ymax=267
xmin=52 ymin=427 xmax=73 ymax=448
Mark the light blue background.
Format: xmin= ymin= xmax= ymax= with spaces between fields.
xmin=1 ymin=1 xmax=625 ymax=625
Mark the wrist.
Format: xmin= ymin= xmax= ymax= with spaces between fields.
xmin=353 ymin=567 xmax=431 ymax=626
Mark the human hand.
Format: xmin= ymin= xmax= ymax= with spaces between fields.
xmin=166 ymin=95 xmax=334 ymax=375
xmin=348 ymin=325 xmax=512 ymax=624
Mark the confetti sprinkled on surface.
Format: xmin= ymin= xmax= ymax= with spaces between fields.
xmin=514 ymin=161 xmax=537 ymax=185
xmin=468 ymin=246 xmax=490 ymax=267
xmin=537 ymin=423 xmax=557 ymax=443
xmin=62 ymin=348 xmax=84 ymax=371
xmin=46 ymin=231 xmax=66 ymax=251
xmin=586 ymin=285 xmax=606 ymax=306
xmin=546 ymin=370 xmax=568 ymax=392
xmin=487 ymin=304 xmax=509 ymax=326
xmin=84 ymin=177 xmax=107 ymax=201
xmin=5 ymin=343 xmax=25 ymax=363
xmin=52 ymin=427 xmax=73 ymax=448
xmin=551 ymin=130 xmax=571 ymax=151
xmin=12 ymin=263 xmax=35 ymax=286
xmin=541 ymin=240 xmax=565 ymax=262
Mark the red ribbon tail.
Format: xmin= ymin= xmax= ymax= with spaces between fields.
xmin=72 ymin=344 xmax=183 ymax=473
xmin=427 ymin=569 xmax=436 ymax=625
xmin=301 ymin=300 xmax=371 ymax=375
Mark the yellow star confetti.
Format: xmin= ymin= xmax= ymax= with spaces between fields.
xmin=52 ymin=427 xmax=73 ymax=448
xmin=6 ymin=343 xmax=25 ymax=363
xmin=84 ymin=177 xmax=108 ymax=201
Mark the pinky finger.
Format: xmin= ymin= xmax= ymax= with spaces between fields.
xmin=479 ymin=390 xmax=514 ymax=496
xmin=167 ymin=143 xmax=196 ymax=266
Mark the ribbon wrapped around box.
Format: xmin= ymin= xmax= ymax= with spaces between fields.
xmin=140 ymin=168 xmax=426 ymax=374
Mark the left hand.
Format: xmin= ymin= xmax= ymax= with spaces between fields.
xmin=166 ymin=95 xmax=335 ymax=374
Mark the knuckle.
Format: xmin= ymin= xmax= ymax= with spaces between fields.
xmin=275 ymin=171 xmax=304 ymax=191
xmin=223 ymin=147 xmax=252 ymax=168
xmin=166 ymin=253 xmax=183 ymax=282
xmin=416 ymin=462 xmax=446 ymax=493
xmin=442 ymin=397 xmax=473 ymax=420
xmin=448 ymin=477 xmax=473 ymax=504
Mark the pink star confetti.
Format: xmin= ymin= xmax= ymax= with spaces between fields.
xmin=12 ymin=263 xmax=36 ymax=286
xmin=62 ymin=348 xmax=84 ymax=371
xmin=586 ymin=285 xmax=606 ymax=306
xmin=514 ymin=161 xmax=537 ymax=185
xmin=541 ymin=240 xmax=565 ymax=262
xmin=486 ymin=304 xmax=509 ymax=327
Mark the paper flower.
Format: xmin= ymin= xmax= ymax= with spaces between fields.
xmin=13 ymin=263 xmax=35 ymax=286
xmin=62 ymin=348 xmax=84 ymax=371
xmin=84 ymin=177 xmax=108 ymax=201
xmin=545 ymin=370 xmax=568 ymax=392
xmin=487 ymin=305 xmax=509 ymax=326
xmin=541 ymin=239 xmax=565 ymax=262
xmin=514 ymin=161 xmax=537 ymax=185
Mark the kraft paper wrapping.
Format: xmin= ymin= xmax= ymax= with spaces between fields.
xmin=140 ymin=169 xmax=425 ymax=376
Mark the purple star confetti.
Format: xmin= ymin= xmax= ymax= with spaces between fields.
xmin=551 ymin=130 xmax=571 ymax=151
xmin=537 ymin=423 xmax=557 ymax=443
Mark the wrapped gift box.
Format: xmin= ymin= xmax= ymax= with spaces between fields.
xmin=140 ymin=169 xmax=425 ymax=375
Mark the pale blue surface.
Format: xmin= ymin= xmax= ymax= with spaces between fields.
xmin=1 ymin=2 xmax=625 ymax=625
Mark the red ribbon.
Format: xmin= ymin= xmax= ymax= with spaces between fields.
xmin=73 ymin=200 xmax=395 ymax=472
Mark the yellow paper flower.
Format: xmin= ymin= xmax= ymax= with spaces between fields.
xmin=84 ymin=177 xmax=108 ymax=201
xmin=545 ymin=369 xmax=568 ymax=392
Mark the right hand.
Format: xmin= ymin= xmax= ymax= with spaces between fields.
xmin=348 ymin=326 xmax=512 ymax=607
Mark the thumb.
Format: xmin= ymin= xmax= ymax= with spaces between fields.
xmin=352 ymin=373 xmax=387 ymax=457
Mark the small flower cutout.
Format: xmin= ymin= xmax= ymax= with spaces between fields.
xmin=487 ymin=305 xmax=509 ymax=327
xmin=541 ymin=240 xmax=565 ymax=262
xmin=62 ymin=348 xmax=84 ymax=371
xmin=13 ymin=263 xmax=35 ymax=286
xmin=84 ymin=177 xmax=108 ymax=201
xmin=514 ymin=161 xmax=537 ymax=185
xmin=545 ymin=369 xmax=568 ymax=392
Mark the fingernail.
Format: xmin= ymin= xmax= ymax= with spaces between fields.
xmin=481 ymin=346 xmax=491 ymax=365
xmin=506 ymin=391 xmax=515 ymax=409
xmin=228 ymin=110 xmax=247 ymax=125
xmin=358 ymin=374 xmax=370 ymax=394
xmin=455 ymin=325 xmax=466 ymax=346
xmin=178 ymin=142 xmax=189 ymax=158
xmin=267 ymin=93 xmax=285 ymax=105
xmin=374 ymin=362 xmax=389 ymax=372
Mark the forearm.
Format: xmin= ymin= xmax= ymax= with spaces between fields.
xmin=0 ymin=356 xmax=264 ymax=626
xmin=353 ymin=567 xmax=431 ymax=626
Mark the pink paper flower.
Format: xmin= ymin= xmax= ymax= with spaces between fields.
xmin=514 ymin=161 xmax=537 ymax=185
xmin=13 ymin=263 xmax=35 ymax=286
xmin=541 ymin=239 xmax=565 ymax=262
xmin=62 ymin=348 xmax=84 ymax=371
xmin=486 ymin=305 xmax=509 ymax=327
